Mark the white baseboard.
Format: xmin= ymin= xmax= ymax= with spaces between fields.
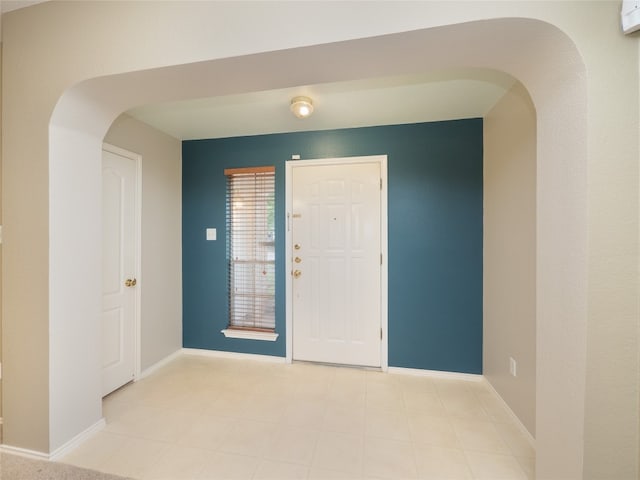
xmin=1 ymin=421 xmax=106 ymax=462
xmin=388 ymin=366 xmax=484 ymax=382
xmin=182 ymin=348 xmax=286 ymax=363
xmin=0 ymin=443 xmax=51 ymax=461
xmin=50 ymin=418 xmax=106 ymax=461
xmin=138 ymin=349 xmax=183 ymax=380
xmin=483 ymin=379 xmax=536 ymax=448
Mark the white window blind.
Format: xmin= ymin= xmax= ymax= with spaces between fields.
xmin=225 ymin=166 xmax=276 ymax=332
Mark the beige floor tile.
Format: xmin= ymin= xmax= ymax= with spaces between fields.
xmin=434 ymin=379 xmax=474 ymax=397
xmin=365 ymin=410 xmax=411 ymax=442
xmin=333 ymin=366 xmax=367 ymax=383
xmin=365 ymin=370 xmax=398 ymax=387
xmin=264 ymin=425 xmax=320 ymax=465
xmin=219 ymin=419 xmax=279 ymax=457
xmin=103 ymin=404 xmax=158 ymax=436
xmin=62 ymin=356 xmax=536 ymax=480
xmin=452 ymin=419 xmax=511 ymax=455
xmin=296 ymin=379 xmax=332 ymax=399
xmin=283 ymin=399 xmax=327 ymax=429
xmin=254 ymin=459 xmax=310 ymax=480
xmin=323 ymin=403 xmax=366 ymax=434
xmin=313 ymin=431 xmax=364 ymax=475
xmin=403 ymin=391 xmax=446 ymax=416
xmin=493 ymin=422 xmax=535 ymax=458
xmin=99 ymin=436 xmax=167 ymax=479
xmin=413 ymin=445 xmax=473 ymax=479
xmin=141 ymin=444 xmax=210 ymax=479
xmin=308 ymin=466 xmax=363 ymax=479
xmin=327 ymin=382 xmax=367 ymax=407
xmin=474 ymin=391 xmax=513 ymax=424
xmin=363 ymin=436 xmax=418 ymax=479
xmin=241 ymin=393 xmax=290 ymax=423
xmin=176 ymin=413 xmax=236 ymax=451
xmin=464 ymin=452 xmax=528 ymax=480
xmin=141 ymin=409 xmax=202 ymax=443
xmin=195 ymin=451 xmax=260 ymax=479
xmin=253 ymin=378 xmax=299 ymax=397
xmin=366 ymin=384 xmax=405 ymax=412
xmin=203 ymin=390 xmax=255 ymax=419
xmin=409 ymin=414 xmax=460 ymax=449
xmin=440 ymin=392 xmax=489 ymax=421
xmin=60 ymin=431 xmax=125 ymax=472
xmin=396 ymin=375 xmax=436 ymax=395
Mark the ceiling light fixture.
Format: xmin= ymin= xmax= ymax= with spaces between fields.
xmin=290 ymin=96 xmax=314 ymax=119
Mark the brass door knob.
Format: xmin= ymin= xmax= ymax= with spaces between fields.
xmin=294 ymin=257 xmax=302 ymax=263
xmin=294 ymin=244 xmax=301 ymax=250
xmin=293 ymin=270 xmax=302 ymax=278
xmin=125 ymin=278 xmax=137 ymax=287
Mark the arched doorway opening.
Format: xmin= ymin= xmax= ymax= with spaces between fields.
xmin=47 ymin=18 xmax=585 ymax=476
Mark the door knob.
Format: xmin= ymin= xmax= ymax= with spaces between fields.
xmin=294 ymin=244 xmax=301 ymax=250
xmin=292 ymin=270 xmax=302 ymax=278
xmin=294 ymin=257 xmax=302 ymax=264
xmin=125 ymin=278 xmax=137 ymax=287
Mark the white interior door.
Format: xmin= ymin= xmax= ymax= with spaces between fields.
xmin=102 ymin=146 xmax=139 ymax=396
xmin=291 ymin=161 xmax=382 ymax=367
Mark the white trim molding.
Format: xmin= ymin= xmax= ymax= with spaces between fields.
xmin=483 ymin=378 xmax=536 ymax=448
xmin=183 ymin=347 xmax=286 ymax=363
xmin=388 ymin=366 xmax=484 ymax=382
xmin=50 ymin=418 xmax=106 ymax=461
xmin=1 ymin=418 xmax=106 ymax=461
xmin=138 ymin=349 xmax=183 ymax=380
xmin=221 ymin=329 xmax=279 ymax=342
xmin=0 ymin=444 xmax=51 ymax=461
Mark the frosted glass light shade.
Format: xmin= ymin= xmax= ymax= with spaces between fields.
xmin=290 ymin=96 xmax=314 ymax=118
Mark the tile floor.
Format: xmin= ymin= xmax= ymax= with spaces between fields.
xmin=61 ymin=354 xmax=535 ymax=480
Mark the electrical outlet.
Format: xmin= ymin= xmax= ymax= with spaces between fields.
xmin=509 ymin=357 xmax=517 ymax=377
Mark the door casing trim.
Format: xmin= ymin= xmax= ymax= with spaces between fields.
xmin=102 ymin=143 xmax=142 ymax=386
xmin=285 ymin=155 xmax=388 ymax=371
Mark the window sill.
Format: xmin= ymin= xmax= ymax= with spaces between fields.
xmin=221 ymin=329 xmax=279 ymax=342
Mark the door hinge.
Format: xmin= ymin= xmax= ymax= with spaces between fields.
xmin=380 ymin=328 xmax=383 ymax=340
xmin=380 ymin=253 xmax=383 ymax=265
xmin=380 ymin=178 xmax=383 ymax=190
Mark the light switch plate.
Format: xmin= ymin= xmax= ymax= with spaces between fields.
xmin=206 ymin=228 xmax=217 ymax=241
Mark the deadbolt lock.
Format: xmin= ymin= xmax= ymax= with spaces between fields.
xmin=125 ymin=278 xmax=137 ymax=287
xmin=294 ymin=244 xmax=301 ymax=250
xmin=294 ymin=257 xmax=302 ymax=263
xmin=292 ymin=270 xmax=302 ymax=278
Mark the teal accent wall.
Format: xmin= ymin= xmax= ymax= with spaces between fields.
xmin=182 ymin=119 xmax=483 ymax=373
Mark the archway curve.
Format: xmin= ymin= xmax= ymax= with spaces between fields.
xmin=49 ymin=17 xmax=586 ymax=476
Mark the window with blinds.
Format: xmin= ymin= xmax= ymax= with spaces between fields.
xmin=225 ymin=166 xmax=276 ymax=332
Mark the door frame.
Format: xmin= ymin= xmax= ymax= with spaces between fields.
xmin=285 ymin=155 xmax=388 ymax=371
xmin=102 ymin=142 xmax=143 ymax=387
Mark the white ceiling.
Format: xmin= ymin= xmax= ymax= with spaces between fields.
xmin=127 ymin=68 xmax=516 ymax=141
xmin=0 ymin=1 xmax=514 ymax=139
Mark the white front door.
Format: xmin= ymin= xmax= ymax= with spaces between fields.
xmin=291 ymin=160 xmax=382 ymax=367
xmin=102 ymin=146 xmax=139 ymax=396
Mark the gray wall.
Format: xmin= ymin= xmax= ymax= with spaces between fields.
xmin=104 ymin=114 xmax=182 ymax=372
xmin=483 ymin=82 xmax=536 ymax=436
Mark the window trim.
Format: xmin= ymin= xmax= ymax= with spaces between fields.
xmin=221 ymin=328 xmax=278 ymax=341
